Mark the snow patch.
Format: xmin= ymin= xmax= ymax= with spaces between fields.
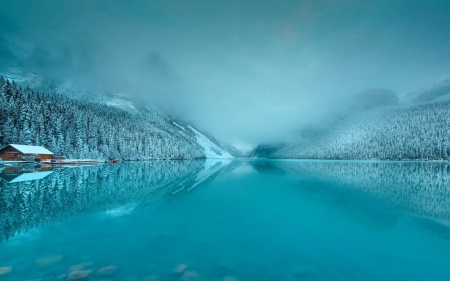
xmin=104 ymin=204 xmax=136 ymax=217
xmin=105 ymin=97 xmax=137 ymax=111
xmin=188 ymin=126 xmax=234 ymax=159
xmin=172 ymin=122 xmax=185 ymax=131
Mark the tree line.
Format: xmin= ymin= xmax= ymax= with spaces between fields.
xmin=275 ymin=100 xmax=450 ymax=160
xmin=0 ymin=77 xmax=205 ymax=159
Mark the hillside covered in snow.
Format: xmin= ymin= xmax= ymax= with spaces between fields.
xmin=0 ymin=77 xmax=237 ymax=160
xmin=254 ymin=79 xmax=450 ymax=161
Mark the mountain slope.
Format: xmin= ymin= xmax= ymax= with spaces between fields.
xmin=258 ymin=80 xmax=450 ymax=160
xmin=248 ymin=144 xmax=285 ymax=158
xmin=186 ymin=125 xmax=233 ymax=159
xmin=0 ymin=77 xmax=237 ymax=159
xmin=405 ymin=79 xmax=450 ymax=103
xmin=0 ymin=35 xmax=240 ymax=159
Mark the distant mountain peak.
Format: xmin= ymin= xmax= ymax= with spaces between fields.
xmin=349 ymin=88 xmax=399 ymax=110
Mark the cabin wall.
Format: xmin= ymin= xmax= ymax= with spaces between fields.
xmin=0 ymin=154 xmax=22 ymax=161
xmin=0 ymin=153 xmax=54 ymax=161
xmin=37 ymin=154 xmax=53 ymax=160
xmin=0 ymin=153 xmax=23 ymax=161
xmin=0 ymin=146 xmax=22 ymax=161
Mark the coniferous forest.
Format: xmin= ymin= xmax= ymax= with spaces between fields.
xmin=0 ymin=77 xmax=205 ymax=160
xmin=274 ymin=100 xmax=450 ymax=160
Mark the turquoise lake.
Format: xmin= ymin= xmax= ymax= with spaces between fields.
xmin=1 ymin=160 xmax=450 ymax=281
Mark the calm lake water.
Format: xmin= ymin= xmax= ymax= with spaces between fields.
xmin=1 ymin=160 xmax=450 ymax=281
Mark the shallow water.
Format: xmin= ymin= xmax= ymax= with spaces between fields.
xmin=1 ymin=160 xmax=450 ymax=281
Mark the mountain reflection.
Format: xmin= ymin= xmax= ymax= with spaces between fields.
xmin=3 ymin=160 xmax=450 ymax=244
xmin=271 ymin=161 xmax=450 ymax=222
xmin=0 ymin=160 xmax=229 ymax=242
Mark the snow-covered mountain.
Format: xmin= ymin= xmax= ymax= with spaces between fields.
xmin=348 ymin=88 xmax=399 ymax=110
xmin=0 ymin=33 xmax=240 ymax=159
xmin=253 ymin=79 xmax=450 ymax=160
xmin=0 ymin=33 xmax=124 ymax=100
xmin=248 ymin=143 xmax=285 ymax=158
xmin=163 ymin=121 xmax=236 ymax=159
xmin=186 ymin=125 xmax=233 ymax=158
xmin=0 ymin=77 xmax=238 ymax=159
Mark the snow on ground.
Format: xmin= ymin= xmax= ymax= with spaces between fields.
xmin=188 ymin=126 xmax=234 ymax=159
xmin=172 ymin=122 xmax=186 ymax=131
xmin=104 ymin=204 xmax=137 ymax=217
xmin=105 ymin=97 xmax=137 ymax=112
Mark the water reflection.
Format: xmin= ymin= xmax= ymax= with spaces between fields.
xmin=1 ymin=160 xmax=450 ymax=281
xmin=2 ymin=159 xmax=450 ymax=244
xmin=0 ymin=164 xmax=53 ymax=183
xmin=413 ymin=217 xmax=450 ymax=241
xmin=0 ymin=160 xmax=230 ymax=242
xmin=269 ymin=160 xmax=450 ymax=222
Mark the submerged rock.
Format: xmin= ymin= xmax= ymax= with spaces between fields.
xmin=67 ymin=270 xmax=93 ymax=280
xmin=68 ymin=261 xmax=94 ymax=273
xmin=180 ymin=270 xmax=201 ymax=281
xmin=222 ymin=277 xmax=239 ymax=281
xmin=174 ymin=264 xmax=187 ymax=274
xmin=68 ymin=265 xmax=84 ymax=273
xmin=96 ymin=266 xmax=117 ymax=277
xmin=0 ymin=267 xmax=12 ymax=276
xmin=35 ymin=255 xmax=63 ymax=266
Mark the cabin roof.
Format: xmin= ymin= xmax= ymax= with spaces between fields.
xmin=1 ymin=144 xmax=54 ymax=155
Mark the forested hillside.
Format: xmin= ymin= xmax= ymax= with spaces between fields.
xmin=250 ymin=79 xmax=450 ymax=161
xmin=273 ymin=99 xmax=450 ymax=160
xmin=0 ymin=77 xmax=207 ymax=159
xmin=406 ymin=78 xmax=450 ymax=103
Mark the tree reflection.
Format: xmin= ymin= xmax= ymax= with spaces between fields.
xmin=0 ymin=160 xmax=230 ymax=242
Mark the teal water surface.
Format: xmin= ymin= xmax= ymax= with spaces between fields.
xmin=1 ymin=160 xmax=450 ymax=281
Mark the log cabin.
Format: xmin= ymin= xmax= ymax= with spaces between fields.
xmin=0 ymin=144 xmax=54 ymax=161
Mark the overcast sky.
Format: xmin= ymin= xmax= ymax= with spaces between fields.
xmin=1 ymin=0 xmax=450 ymax=149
